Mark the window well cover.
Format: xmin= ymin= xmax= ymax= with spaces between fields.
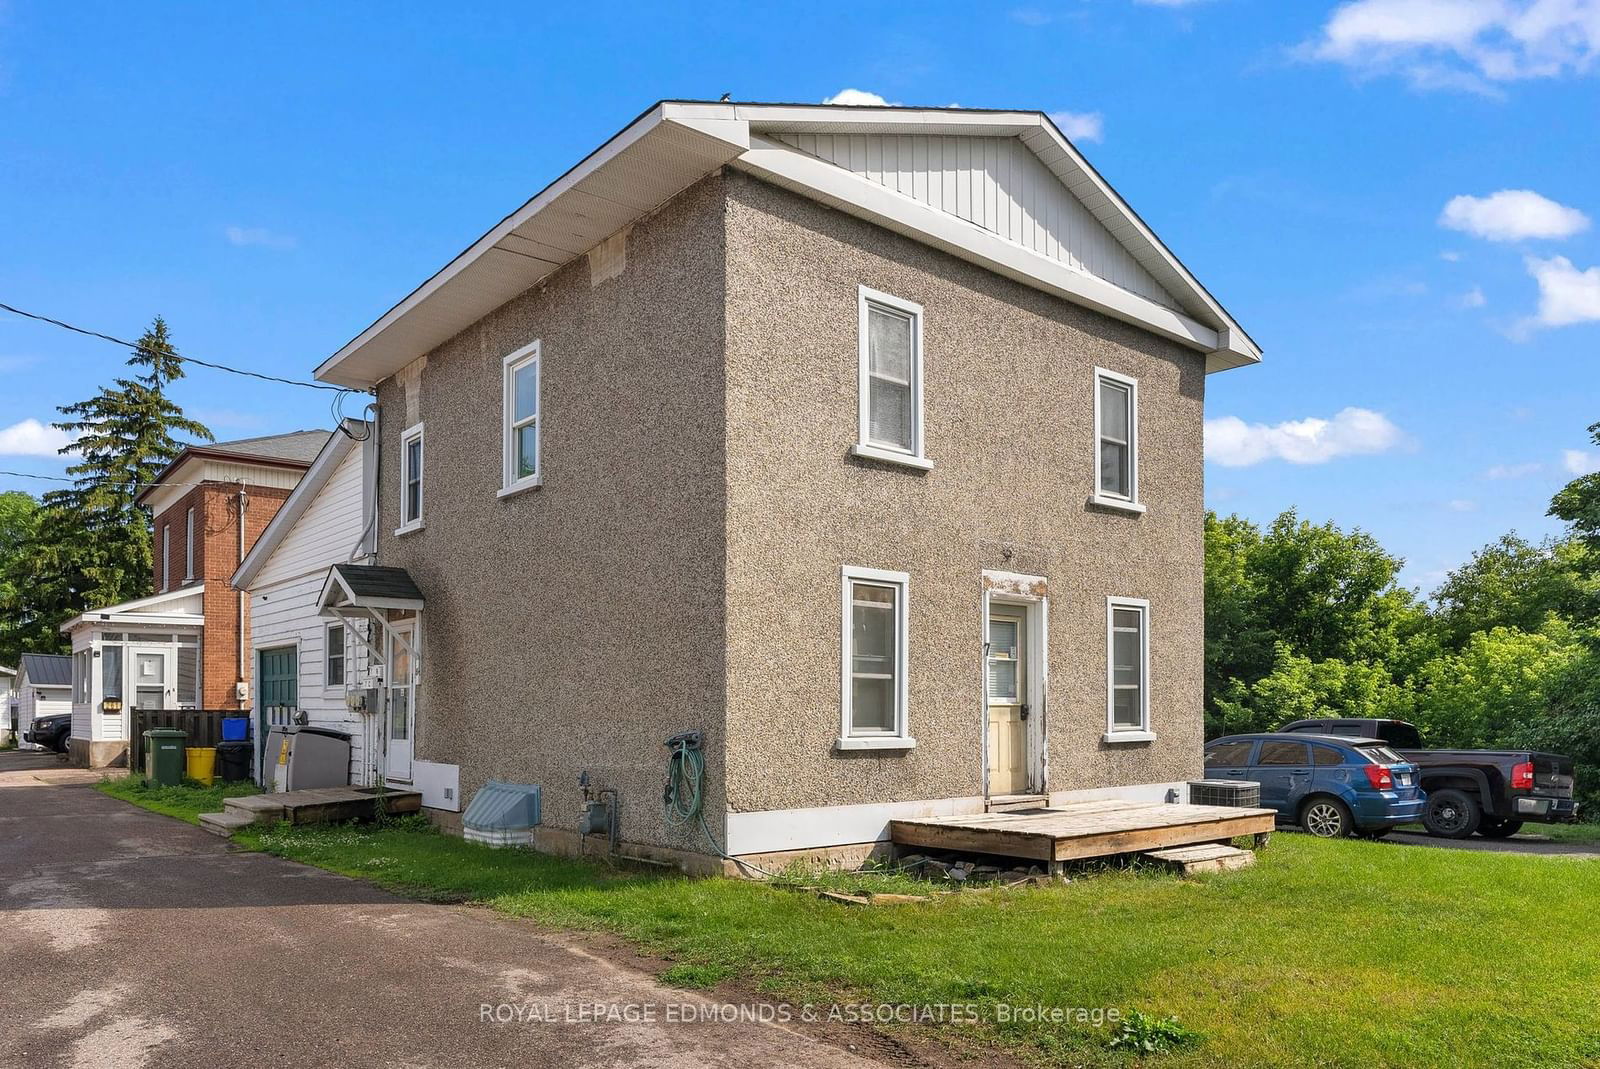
xmin=463 ymin=781 xmax=542 ymax=847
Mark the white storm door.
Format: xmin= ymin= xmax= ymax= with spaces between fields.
xmin=134 ymin=651 xmax=171 ymax=710
xmin=386 ymin=623 xmax=415 ymax=782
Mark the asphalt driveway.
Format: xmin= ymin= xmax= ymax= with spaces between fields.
xmin=0 ymin=753 xmax=892 ymax=1069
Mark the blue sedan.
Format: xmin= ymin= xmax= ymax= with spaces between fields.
xmin=1204 ymin=733 xmax=1425 ymax=838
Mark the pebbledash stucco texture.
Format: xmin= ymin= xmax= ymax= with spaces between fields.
xmin=375 ymin=167 xmax=1206 ymax=855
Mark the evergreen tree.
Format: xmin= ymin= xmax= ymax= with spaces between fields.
xmin=0 ymin=317 xmax=212 ymax=649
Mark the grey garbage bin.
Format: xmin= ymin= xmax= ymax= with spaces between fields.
xmin=272 ymin=726 xmax=352 ymax=792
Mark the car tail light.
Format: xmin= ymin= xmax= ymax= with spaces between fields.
xmin=1363 ymin=765 xmax=1394 ymax=790
xmin=1511 ymin=761 xmax=1535 ymax=790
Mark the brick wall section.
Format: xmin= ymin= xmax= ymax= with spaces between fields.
xmin=151 ymin=481 xmax=294 ymax=709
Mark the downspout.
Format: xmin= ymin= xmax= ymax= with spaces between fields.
xmin=237 ymin=485 xmax=248 ymax=708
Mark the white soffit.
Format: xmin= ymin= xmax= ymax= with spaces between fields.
xmin=316 ymin=101 xmax=1258 ymax=389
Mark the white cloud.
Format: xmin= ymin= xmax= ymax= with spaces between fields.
xmin=1306 ymin=0 xmax=1600 ymax=93
xmin=1564 ymin=448 xmax=1600 ymax=475
xmin=1136 ymin=0 xmax=1213 ymax=5
xmin=1484 ymin=461 xmax=1543 ymax=478
xmin=1009 ymin=7 xmax=1053 ymax=26
xmin=1458 ymin=285 xmax=1488 ymax=307
xmin=224 ymin=225 xmax=297 ymax=250
xmin=1522 ymin=254 xmax=1600 ymax=330
xmin=1446 ymin=498 xmax=1478 ymax=511
xmin=1048 ymin=110 xmax=1104 ymax=142
xmin=0 ymin=418 xmax=73 ymax=458
xmin=1439 ymin=190 xmax=1590 ymax=241
xmin=821 ymin=88 xmax=893 ymax=106
xmin=1439 ymin=249 xmax=1463 ymax=261
xmin=1204 ymin=407 xmax=1407 ymax=467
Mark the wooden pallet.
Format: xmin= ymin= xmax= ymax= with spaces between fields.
xmin=1142 ymin=842 xmax=1256 ymax=875
xmin=214 ymin=786 xmax=422 ymax=827
xmin=890 ymin=799 xmax=1274 ymax=870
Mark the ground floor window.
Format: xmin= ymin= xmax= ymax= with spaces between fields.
xmin=1106 ymin=597 xmax=1150 ymax=738
xmin=838 ymin=566 xmax=914 ymax=749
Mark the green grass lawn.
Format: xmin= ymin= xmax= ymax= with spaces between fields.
xmin=96 ymin=775 xmax=260 ymax=824
xmin=102 ymin=782 xmax=1600 ymax=1068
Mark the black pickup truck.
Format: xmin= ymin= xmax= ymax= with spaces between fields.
xmin=1280 ymin=718 xmax=1578 ymax=839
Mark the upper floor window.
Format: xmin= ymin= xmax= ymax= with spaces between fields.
xmin=500 ymin=341 xmax=541 ymax=496
xmin=184 ymin=507 xmax=196 ymax=580
xmin=853 ymin=287 xmax=929 ymax=470
xmin=837 ymin=566 xmax=915 ymax=751
xmin=161 ymin=525 xmax=171 ymax=591
xmin=398 ymin=422 xmax=424 ymax=534
xmin=1093 ymin=368 xmax=1140 ymax=509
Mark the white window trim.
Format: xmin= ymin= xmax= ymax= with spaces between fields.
xmin=324 ymin=621 xmax=347 ymax=692
xmin=396 ymin=421 xmax=425 ymax=535
xmin=1092 ymin=367 xmax=1141 ymax=511
xmin=160 ymin=525 xmax=170 ymax=591
xmin=1104 ymin=596 xmax=1153 ymax=743
xmin=837 ymin=565 xmax=916 ymax=751
xmin=184 ymin=507 xmax=195 ymax=581
xmin=854 ymin=286 xmax=929 ymax=468
xmin=499 ymin=340 xmax=543 ymax=498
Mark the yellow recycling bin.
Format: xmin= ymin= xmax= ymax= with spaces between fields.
xmin=185 ymin=746 xmax=217 ymax=786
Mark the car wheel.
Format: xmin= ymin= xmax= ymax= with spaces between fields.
xmin=1423 ymin=789 xmax=1480 ymax=839
xmin=54 ymin=734 xmax=70 ymax=755
xmin=1477 ymin=819 xmax=1524 ymax=839
xmin=1301 ymin=797 xmax=1354 ymax=838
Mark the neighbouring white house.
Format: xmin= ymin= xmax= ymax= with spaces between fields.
xmin=14 ymin=654 xmax=71 ymax=751
xmin=60 ymin=588 xmax=206 ymax=765
xmin=232 ymin=419 xmax=379 ymax=787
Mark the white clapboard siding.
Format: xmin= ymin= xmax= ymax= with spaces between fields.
xmin=253 ymin=446 xmax=367 ymax=589
xmin=20 ymin=687 xmax=70 ymax=750
xmin=773 ymin=132 xmax=1179 ymax=311
xmin=247 ymin=445 xmax=376 ymax=784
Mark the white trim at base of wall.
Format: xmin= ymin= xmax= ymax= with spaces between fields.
xmin=724 ymin=781 xmax=1195 ymax=857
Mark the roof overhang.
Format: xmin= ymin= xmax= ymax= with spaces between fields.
xmin=315 ymin=101 xmax=1260 ymax=390
xmin=135 ymin=447 xmax=314 ymax=508
xmin=60 ymin=585 xmax=206 ymax=634
xmin=317 ymin=566 xmax=425 ymax=614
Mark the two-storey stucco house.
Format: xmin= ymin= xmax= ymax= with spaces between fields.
xmin=310 ymin=101 xmax=1261 ymax=870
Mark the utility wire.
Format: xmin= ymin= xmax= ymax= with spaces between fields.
xmin=0 ymin=468 xmax=240 ymax=493
xmin=0 ymin=301 xmax=350 ymax=394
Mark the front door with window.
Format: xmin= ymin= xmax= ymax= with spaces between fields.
xmin=986 ymin=607 xmax=1029 ymax=796
xmin=134 ymin=651 xmax=170 ymax=710
xmin=386 ymin=622 xmax=416 ymax=782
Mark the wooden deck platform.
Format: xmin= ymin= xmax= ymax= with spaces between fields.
xmin=890 ymin=799 xmax=1275 ymax=870
xmin=198 ymin=786 xmax=422 ymax=835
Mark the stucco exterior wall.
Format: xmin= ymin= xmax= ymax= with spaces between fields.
xmin=374 ymin=175 xmax=729 ymax=852
xmin=719 ymin=171 xmax=1207 ymax=816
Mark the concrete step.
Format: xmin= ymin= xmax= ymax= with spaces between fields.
xmin=1142 ymin=842 xmax=1256 ymax=876
xmin=223 ymin=794 xmax=287 ymax=822
xmin=198 ymin=810 xmax=257 ymax=837
xmin=986 ymin=793 xmax=1049 ymax=813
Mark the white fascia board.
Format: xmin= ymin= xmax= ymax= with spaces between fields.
xmin=232 ymin=428 xmax=358 ymax=591
xmin=734 ymin=136 xmax=1222 ymax=355
xmin=315 ymin=104 xmax=751 ymax=388
xmin=1023 ymin=120 xmax=1262 ymax=365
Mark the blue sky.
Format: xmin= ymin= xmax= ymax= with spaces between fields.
xmin=2 ymin=1 xmax=1596 ymax=592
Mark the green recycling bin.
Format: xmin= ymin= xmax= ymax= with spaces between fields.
xmin=142 ymin=728 xmax=187 ymax=786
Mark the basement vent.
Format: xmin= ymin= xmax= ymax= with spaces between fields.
xmin=1189 ymin=780 xmax=1261 ymax=808
xmin=463 ymin=781 xmax=542 ymax=848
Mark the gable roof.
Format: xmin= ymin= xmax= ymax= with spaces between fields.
xmin=319 ymin=564 xmax=425 ymax=612
xmin=232 ymin=421 xmax=369 ymax=591
xmin=316 ymin=100 xmax=1260 ymax=390
xmin=19 ymin=653 xmax=71 ymax=688
xmin=59 ymin=584 xmax=206 ymax=634
xmin=135 ymin=430 xmax=332 ymax=507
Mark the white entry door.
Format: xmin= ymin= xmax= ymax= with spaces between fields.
xmin=986 ymin=608 xmax=1029 ymax=796
xmin=134 ymin=651 xmax=171 ymax=710
xmin=386 ymin=623 xmax=416 ymax=782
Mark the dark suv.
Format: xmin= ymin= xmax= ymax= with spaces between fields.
xmin=1281 ymin=718 xmax=1577 ymax=839
xmin=23 ymin=712 xmax=71 ymax=754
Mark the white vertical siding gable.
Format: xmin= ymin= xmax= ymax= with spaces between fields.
xmin=772 ymin=132 xmax=1180 ymax=311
